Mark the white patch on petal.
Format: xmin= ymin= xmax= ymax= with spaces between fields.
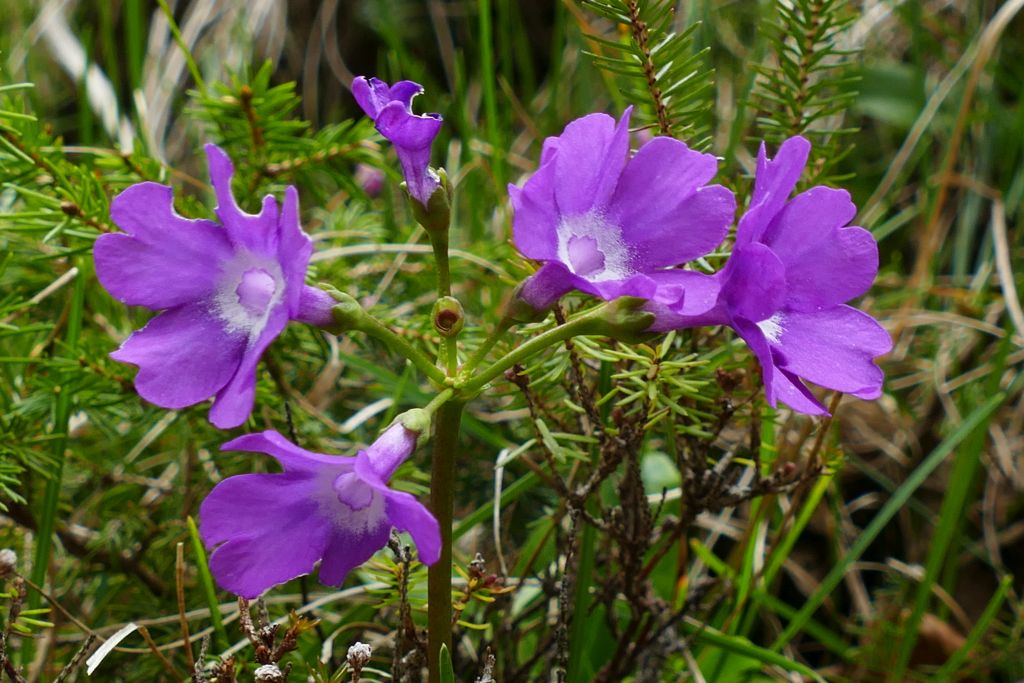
xmin=556 ymin=211 xmax=633 ymax=282
xmin=213 ymin=251 xmax=286 ymax=344
xmin=757 ymin=313 xmax=785 ymax=344
xmin=306 ymin=468 xmax=389 ymax=539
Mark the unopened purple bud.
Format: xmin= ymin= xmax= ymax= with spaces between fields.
xmin=355 ymin=163 xmax=385 ymax=197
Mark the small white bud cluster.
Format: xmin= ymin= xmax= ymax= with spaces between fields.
xmin=253 ymin=663 xmax=284 ymax=682
xmin=0 ymin=549 xmax=17 ymax=579
xmin=347 ymin=641 xmax=372 ymax=674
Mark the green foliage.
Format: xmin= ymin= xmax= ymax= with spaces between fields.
xmin=749 ymin=0 xmax=860 ymax=181
xmin=579 ymin=0 xmax=715 ymax=145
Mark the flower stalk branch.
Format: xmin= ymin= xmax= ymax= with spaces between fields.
xmin=462 ymin=298 xmax=653 ymax=396
xmin=460 ymin=316 xmax=514 ymax=376
xmin=328 ymin=292 xmax=448 ymax=386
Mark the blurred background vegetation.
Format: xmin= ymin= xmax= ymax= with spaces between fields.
xmin=0 ymin=0 xmax=1023 ymax=680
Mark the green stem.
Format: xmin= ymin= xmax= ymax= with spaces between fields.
xmin=427 ymin=400 xmax=464 ymax=683
xmin=460 ymin=316 xmax=514 ymax=376
xmin=462 ymin=304 xmax=611 ymax=395
xmin=423 ymin=388 xmax=455 ymax=415
xmin=442 ymin=336 xmax=458 ymax=377
xmin=30 ymin=265 xmax=85 ymax=611
xmin=355 ymin=313 xmax=447 ymax=386
xmin=430 ymin=235 xmax=452 ymax=299
xmin=429 ymin=234 xmax=459 ymax=376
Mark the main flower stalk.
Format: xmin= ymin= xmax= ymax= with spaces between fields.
xmin=426 ymin=399 xmax=463 ymax=683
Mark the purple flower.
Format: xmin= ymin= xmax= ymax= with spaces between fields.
xmin=199 ymin=423 xmax=440 ymax=599
xmin=352 ymin=76 xmax=443 ymax=207
xmin=649 ymin=136 xmax=891 ymax=415
xmin=509 ymin=108 xmax=736 ymax=311
xmin=94 ymin=144 xmax=335 ymax=429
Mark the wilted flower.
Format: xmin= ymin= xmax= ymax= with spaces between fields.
xmin=199 ymin=422 xmax=440 ymax=599
xmin=649 ymin=136 xmax=891 ymax=415
xmin=509 ymin=107 xmax=735 ymax=312
xmin=94 ymin=144 xmax=334 ymax=429
xmin=352 ymin=76 xmax=443 ymax=207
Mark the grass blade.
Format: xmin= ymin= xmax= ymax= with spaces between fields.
xmin=771 ymin=377 xmax=1020 ymax=651
xmin=29 ymin=264 xmax=84 ymax=611
xmin=187 ymin=515 xmax=229 ymax=651
xmin=932 ymin=574 xmax=1013 ymax=682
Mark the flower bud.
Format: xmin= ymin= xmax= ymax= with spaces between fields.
xmin=355 ymin=163 xmax=385 ymax=197
xmin=326 ymin=290 xmax=368 ymax=334
xmin=590 ymin=297 xmax=657 ymax=343
xmin=407 ymin=168 xmax=451 ymax=235
xmin=394 ymin=408 xmax=432 ymax=448
xmin=0 ymin=549 xmax=17 ymax=579
xmin=347 ymin=641 xmax=372 ymax=674
xmin=503 ymin=279 xmax=551 ymax=324
xmin=254 ymin=664 xmax=285 ymax=683
xmin=432 ymin=296 xmax=464 ymax=337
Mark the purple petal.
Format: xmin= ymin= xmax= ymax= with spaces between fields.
xmin=294 ymin=285 xmax=336 ymax=328
xmin=644 ymin=270 xmax=724 ymax=332
xmin=318 ymin=523 xmax=392 ymax=586
xmin=516 ymin=262 xmax=578 ymax=310
xmin=758 ymin=187 xmax=876 ymax=311
xmin=363 ymin=423 xmax=418 ymax=481
xmin=772 ymin=305 xmax=891 ymax=399
xmin=376 ymin=102 xmax=443 ymax=151
xmin=200 ymin=472 xmax=332 ymax=598
xmin=630 ymin=185 xmax=734 ymax=269
xmin=553 ymin=108 xmax=632 ymax=216
xmin=221 ymin=430 xmax=355 ymax=473
xmin=651 ymin=270 xmax=721 ymax=317
xmin=375 ymin=103 xmax=443 ymax=205
xmin=772 ymin=367 xmax=830 ymax=416
xmin=205 ymin=143 xmax=280 ymax=257
xmin=737 ymin=136 xmax=810 ymax=245
xmin=510 ymin=160 xmax=560 ymax=260
xmin=587 ymin=272 xmax=658 ymax=302
xmin=111 ymin=303 xmax=245 ymax=409
xmin=349 ymin=452 xmax=439 ymax=565
xmin=385 ymin=490 xmax=441 ymax=565
xmin=732 ymin=316 xmax=826 ymax=413
xmin=351 ymin=76 xmax=382 ymax=117
xmin=200 ymin=471 xmax=316 ymax=546
xmin=609 ymin=138 xmax=732 ymax=267
xmin=732 ymin=316 xmax=778 ymax=404
xmin=540 ymin=136 xmax=559 ymax=166
xmin=96 ymin=183 xmax=232 ymax=309
xmin=720 ymin=244 xmax=787 ymax=324
xmin=276 ymin=186 xmax=314 ymax=316
xmin=388 ymin=80 xmax=424 ymax=108
xmin=208 ymin=305 xmax=289 ymax=429
xmin=352 ymin=76 xmax=424 ymax=118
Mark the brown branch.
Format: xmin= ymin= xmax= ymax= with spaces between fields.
xmin=3 ymin=503 xmax=166 ymax=596
xmin=626 ymin=0 xmax=672 ymax=135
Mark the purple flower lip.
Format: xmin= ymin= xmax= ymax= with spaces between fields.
xmin=199 ymin=424 xmax=440 ymax=599
xmin=93 ymin=143 xmax=335 ymax=428
xmin=352 ymin=76 xmax=443 ymax=207
xmin=648 ymin=136 xmax=892 ymax=415
xmin=509 ymin=107 xmax=736 ymax=312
